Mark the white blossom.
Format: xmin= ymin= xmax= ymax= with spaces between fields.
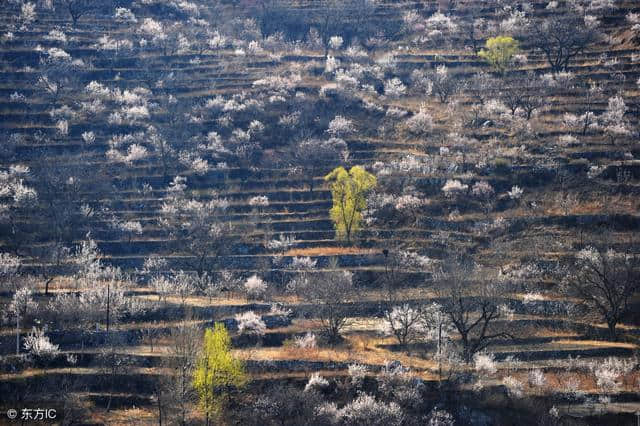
xmin=507 ymin=185 xmax=523 ymax=200
xmin=325 ymin=55 xmax=340 ymax=73
xmin=384 ymin=78 xmax=406 ymax=98
xmin=327 ymin=115 xmax=355 ymax=137
xmin=235 ymin=311 xmax=267 ymax=336
xmin=427 ymin=408 xmax=454 ymax=426
xmin=249 ymin=195 xmax=269 ymax=207
xmin=20 ymin=3 xmax=37 ymax=26
xmin=305 ymin=373 xmax=330 ymax=393
xmin=294 ymin=332 xmax=317 ymax=349
xmin=473 ymin=352 xmax=497 ymax=375
xmin=44 ymin=29 xmax=67 ymax=43
xmin=82 ymin=131 xmax=95 ymax=145
xmin=329 ymin=36 xmax=343 ymax=50
xmin=244 ymin=274 xmax=267 ymax=299
xmin=115 ymin=7 xmax=137 ymax=23
xmin=56 ymin=120 xmax=69 ymax=136
xmin=502 ymin=376 xmax=524 ymax=398
xmin=23 ymin=327 xmax=60 ymax=361
xmin=406 ymin=107 xmax=433 ymax=135
xmin=442 ymin=179 xmax=467 ymax=196
xmin=472 ymin=181 xmax=495 ymax=198
xmin=528 ymin=369 xmax=547 ymax=387
xmin=347 ymin=363 xmax=368 ymax=386
xmin=590 ymin=357 xmax=634 ymax=394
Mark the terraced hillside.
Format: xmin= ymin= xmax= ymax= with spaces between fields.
xmin=1 ymin=0 xmax=640 ymax=425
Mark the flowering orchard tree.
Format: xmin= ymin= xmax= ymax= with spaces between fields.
xmin=382 ymin=304 xmax=428 ymax=346
xmin=0 ymin=252 xmax=22 ymax=291
xmin=243 ymin=274 xmax=268 ymax=300
xmin=405 ymin=107 xmax=433 ymax=136
xmin=326 ymin=115 xmax=356 ymax=138
xmin=18 ymin=2 xmax=37 ymax=28
xmin=114 ymin=220 xmax=143 ymax=244
xmin=471 ymin=181 xmax=496 ymax=216
xmin=316 ymin=393 xmax=404 ymax=426
xmin=589 ymin=356 xmax=634 ymax=397
xmin=159 ymin=177 xmax=233 ymax=276
xmin=601 ymin=96 xmax=632 ymax=145
xmin=0 ymin=165 xmax=37 ymax=237
xmin=8 ymin=286 xmax=37 ymax=354
xmin=442 ymin=179 xmax=468 ymax=198
xmin=561 ymin=81 xmax=602 ymax=136
xmin=23 ymin=327 xmax=60 ymax=364
xmin=384 ymin=78 xmax=406 ymax=98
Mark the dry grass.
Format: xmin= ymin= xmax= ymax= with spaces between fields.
xmin=553 ymin=339 xmax=638 ymax=349
xmin=284 ymin=246 xmax=378 ymax=256
xmin=528 ymin=328 xmax=579 ymax=339
xmin=234 ymin=333 xmax=439 ymax=380
xmin=252 ymin=369 xmax=355 ymax=380
xmin=92 ymin=406 xmax=159 ymax=426
xmin=0 ymin=366 xmax=166 ymax=381
xmin=132 ymin=293 xmax=250 ymax=307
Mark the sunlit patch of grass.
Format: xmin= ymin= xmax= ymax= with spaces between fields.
xmin=0 ymin=366 xmax=167 ymax=381
xmin=234 ymin=331 xmax=439 ymax=380
xmin=284 ymin=246 xmax=378 ymax=256
xmin=553 ymin=339 xmax=637 ymax=349
xmin=93 ymin=405 xmax=159 ymax=426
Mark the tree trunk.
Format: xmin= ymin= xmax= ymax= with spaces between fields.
xmin=16 ymin=315 xmax=20 ymax=355
xmin=461 ymin=333 xmax=471 ymax=364
xmin=607 ymin=319 xmax=618 ymax=341
xmin=156 ymin=387 xmax=163 ymax=426
xmin=44 ymin=277 xmax=53 ymax=296
xmin=106 ymin=282 xmax=110 ymax=333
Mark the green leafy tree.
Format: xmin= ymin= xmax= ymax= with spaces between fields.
xmin=479 ymin=36 xmax=520 ymax=74
xmin=324 ymin=166 xmax=376 ymax=243
xmin=193 ymin=324 xmax=247 ymax=426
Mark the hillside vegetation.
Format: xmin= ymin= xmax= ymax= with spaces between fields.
xmin=1 ymin=0 xmax=639 ymax=424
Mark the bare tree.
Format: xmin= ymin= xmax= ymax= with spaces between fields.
xmin=315 ymin=0 xmax=348 ymax=57
xmin=498 ymin=72 xmax=550 ymax=120
xmin=531 ymin=12 xmax=600 ymax=73
xmin=287 ymin=137 xmax=347 ymax=193
xmin=460 ymin=7 xmax=489 ymax=55
xmin=293 ymin=258 xmax=359 ymax=343
xmin=59 ymin=0 xmax=97 ymax=26
xmin=39 ymin=242 xmax=70 ymax=295
xmin=426 ymin=65 xmax=461 ymax=104
xmin=157 ymin=319 xmax=200 ymax=426
xmin=97 ymin=334 xmax=132 ymax=412
xmin=560 ymin=238 xmax=639 ymax=340
xmin=466 ymin=72 xmax=497 ymax=126
xmin=33 ymin=153 xmax=110 ymax=250
xmin=436 ymin=256 xmax=511 ymax=363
